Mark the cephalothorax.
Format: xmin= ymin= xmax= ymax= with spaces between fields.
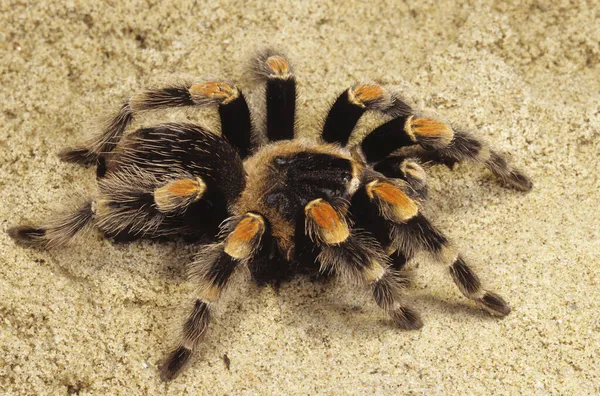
xmin=9 ymin=49 xmax=532 ymax=380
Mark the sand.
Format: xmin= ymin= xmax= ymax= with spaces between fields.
xmin=1 ymin=0 xmax=599 ymax=394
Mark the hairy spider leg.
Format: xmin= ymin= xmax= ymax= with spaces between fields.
xmin=303 ymin=198 xmax=423 ymax=329
xmin=360 ymin=114 xmax=455 ymax=163
xmin=354 ymin=179 xmax=511 ymax=317
xmin=59 ymin=81 xmax=253 ymax=167
xmin=320 ymin=82 xmax=531 ymax=191
xmin=8 ymin=201 xmax=95 ymax=248
xmin=349 ymin=96 xmax=532 ymax=190
xmin=160 ymin=213 xmax=267 ymax=380
xmin=350 ymin=172 xmax=434 ymax=276
xmin=406 ymin=128 xmax=533 ymax=191
xmin=251 ymin=49 xmax=296 ymax=142
xmin=322 ymin=84 xmax=412 ymax=146
xmin=10 ymin=124 xmax=246 ymax=246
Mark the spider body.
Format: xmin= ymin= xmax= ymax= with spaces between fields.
xmin=237 ymin=140 xmax=359 ymax=258
xmin=9 ymin=49 xmax=532 ymax=381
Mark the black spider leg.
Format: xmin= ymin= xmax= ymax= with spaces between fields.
xmin=8 ymin=200 xmax=95 ymax=249
xmin=351 ymin=177 xmax=511 ymax=318
xmin=360 ymin=113 xmax=454 ymax=164
xmin=405 ymin=128 xmax=533 ymax=191
xmin=160 ymin=213 xmax=269 ymax=381
xmin=350 ymin=182 xmax=412 ymax=272
xmin=217 ymin=90 xmax=253 ymax=158
xmin=354 ymin=97 xmax=532 ymax=191
xmin=303 ymin=198 xmax=422 ymax=329
xmin=351 ymin=161 xmax=428 ymax=272
xmin=252 ymin=49 xmax=296 ymax=142
xmin=322 ymin=84 xmax=412 ymax=146
xmin=59 ymin=81 xmax=253 ymax=167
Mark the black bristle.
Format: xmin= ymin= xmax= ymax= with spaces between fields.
xmin=136 ymin=86 xmax=194 ymax=110
xmin=389 ymin=250 xmax=409 ymax=271
xmin=206 ymin=252 xmax=239 ymax=289
xmin=96 ymin=155 xmax=107 ymax=178
xmin=373 ymin=156 xmax=409 ymax=179
xmin=406 ymin=215 xmax=448 ymax=253
xmin=350 ymin=185 xmax=393 ymax=246
xmin=373 ymin=276 xmax=396 ymax=310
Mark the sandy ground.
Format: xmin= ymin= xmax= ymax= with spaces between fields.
xmin=1 ymin=0 xmax=599 ymax=394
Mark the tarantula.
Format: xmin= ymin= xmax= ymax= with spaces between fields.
xmin=9 ymin=49 xmax=532 ymax=380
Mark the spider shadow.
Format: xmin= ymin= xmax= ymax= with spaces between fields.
xmin=270 ymin=276 xmax=501 ymax=344
xmin=423 ymin=164 xmax=524 ymax=218
xmin=265 ymin=276 xmax=405 ymax=338
xmin=155 ymin=272 xmax=504 ymax=378
xmin=414 ymin=293 xmax=497 ymax=322
xmin=103 ymin=233 xmax=212 ymax=283
xmin=189 ymin=275 xmax=382 ymax=365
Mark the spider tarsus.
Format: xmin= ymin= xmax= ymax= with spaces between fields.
xmin=505 ymin=169 xmax=533 ymax=192
xmin=160 ymin=346 xmax=193 ymax=382
xmin=478 ymin=291 xmax=511 ymax=317
xmin=58 ymin=147 xmax=96 ymax=165
xmin=7 ymin=225 xmax=46 ymax=246
xmin=390 ymin=306 xmax=424 ymax=330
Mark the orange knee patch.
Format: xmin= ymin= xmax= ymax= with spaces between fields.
xmin=305 ymin=199 xmax=350 ymax=245
xmin=405 ymin=116 xmax=454 ymax=147
xmin=189 ymin=82 xmax=238 ymax=104
xmin=163 ymin=178 xmax=204 ymax=196
xmin=366 ymin=181 xmax=418 ymax=222
xmin=266 ymin=56 xmax=290 ymax=76
xmin=154 ymin=178 xmax=205 ymax=213
xmin=224 ymin=214 xmax=266 ymax=259
xmin=349 ymin=84 xmax=385 ymax=107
